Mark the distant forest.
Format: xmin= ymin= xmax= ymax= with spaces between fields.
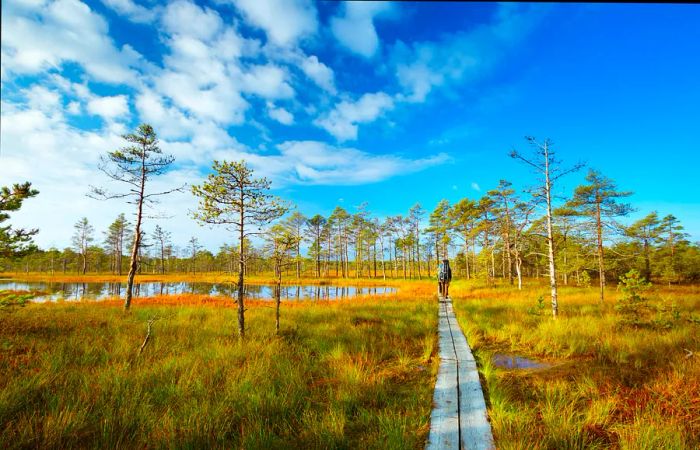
xmin=3 ymin=181 xmax=698 ymax=285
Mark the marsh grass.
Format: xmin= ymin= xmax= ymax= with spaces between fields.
xmin=0 ymin=297 xmax=437 ymax=449
xmin=451 ymin=282 xmax=700 ymax=449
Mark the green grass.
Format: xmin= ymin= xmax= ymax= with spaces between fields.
xmin=451 ymin=283 xmax=700 ymax=450
xmin=0 ymin=298 xmax=437 ymax=449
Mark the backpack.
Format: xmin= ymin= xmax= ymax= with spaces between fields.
xmin=438 ymin=263 xmax=447 ymax=282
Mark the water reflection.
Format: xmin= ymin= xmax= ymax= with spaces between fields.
xmin=0 ymin=280 xmax=396 ymax=302
xmin=492 ymin=354 xmax=551 ymax=370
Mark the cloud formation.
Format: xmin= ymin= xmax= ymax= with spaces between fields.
xmin=315 ymin=92 xmax=395 ymax=141
xmin=1 ymin=0 xmax=143 ymax=83
xmin=330 ymin=2 xmax=394 ymax=58
xmin=231 ymin=0 xmax=318 ymax=46
xmin=0 ymin=1 xmax=545 ymax=249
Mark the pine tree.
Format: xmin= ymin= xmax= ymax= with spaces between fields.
xmin=567 ymin=169 xmax=633 ymax=302
xmin=0 ymin=182 xmax=39 ymax=257
xmin=152 ymin=225 xmax=171 ymax=274
xmin=305 ymin=214 xmax=327 ymax=278
xmin=625 ymin=212 xmax=662 ymax=281
xmin=72 ymin=217 xmax=94 ymax=274
xmin=90 ymin=124 xmax=181 ymax=310
xmin=191 ymin=160 xmax=287 ymax=339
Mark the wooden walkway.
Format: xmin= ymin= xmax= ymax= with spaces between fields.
xmin=426 ymin=298 xmax=494 ymax=450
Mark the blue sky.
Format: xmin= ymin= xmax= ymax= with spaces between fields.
xmin=1 ymin=1 xmax=699 ymax=251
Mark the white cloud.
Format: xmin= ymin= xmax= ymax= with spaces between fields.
xmin=25 ymin=85 xmax=62 ymax=112
xmin=101 ymin=0 xmax=156 ymax=24
xmin=300 ymin=55 xmax=336 ymax=94
xmin=471 ymin=182 xmax=481 ymax=192
xmin=1 ymin=0 xmax=143 ymax=84
xmin=135 ymin=89 xmax=195 ymax=140
xmin=155 ymin=70 xmax=247 ymax=124
xmin=271 ymin=141 xmax=449 ymax=185
xmin=87 ymin=95 xmax=130 ymax=121
xmin=162 ymin=0 xmax=222 ymax=42
xmin=330 ymin=2 xmax=393 ymax=58
xmin=315 ymin=92 xmax=394 ymax=141
xmin=232 ymin=0 xmax=318 ymax=46
xmin=392 ymin=3 xmax=545 ymax=102
xmin=152 ymin=1 xmax=297 ymax=125
xmin=240 ymin=64 xmax=294 ymax=100
xmin=267 ymin=103 xmax=294 ymax=125
xmin=66 ymin=101 xmax=82 ymax=115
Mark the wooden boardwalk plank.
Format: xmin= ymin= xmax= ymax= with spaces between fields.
xmin=426 ymin=298 xmax=494 ymax=450
xmin=427 ymin=300 xmax=460 ymax=449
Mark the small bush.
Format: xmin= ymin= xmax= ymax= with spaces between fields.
xmin=526 ymin=295 xmax=546 ymax=316
xmin=615 ymin=270 xmax=652 ymax=325
xmin=578 ymin=271 xmax=592 ymax=288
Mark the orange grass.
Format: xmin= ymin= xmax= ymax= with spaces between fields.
xmin=0 ymin=271 xmax=406 ymax=286
xmin=450 ymin=281 xmax=700 ymax=449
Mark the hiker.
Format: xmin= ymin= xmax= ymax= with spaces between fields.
xmin=437 ymin=259 xmax=452 ymax=298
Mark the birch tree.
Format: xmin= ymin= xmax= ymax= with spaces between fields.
xmin=90 ymin=124 xmax=180 ymax=310
xmin=191 ymin=160 xmax=287 ymax=339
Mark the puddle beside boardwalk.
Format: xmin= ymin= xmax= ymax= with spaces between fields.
xmin=0 ymin=280 xmax=396 ymax=303
xmin=492 ymin=354 xmax=551 ymax=370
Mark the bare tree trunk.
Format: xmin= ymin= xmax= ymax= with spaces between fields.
xmin=472 ymin=237 xmax=478 ymax=277
xmin=275 ymin=269 xmax=281 ymax=334
xmin=643 ymin=239 xmax=651 ymax=281
xmin=238 ymin=204 xmax=245 ymax=339
xmin=544 ymin=144 xmax=559 ymax=318
xmin=373 ymin=241 xmax=377 ymax=278
xmin=515 ymin=255 xmax=523 ymax=290
xmin=464 ymin=238 xmax=470 ymax=280
xmin=595 ymin=199 xmax=605 ymax=302
xmin=124 ymin=159 xmax=146 ymax=311
xmin=380 ymin=235 xmax=386 ymax=280
xmin=505 ymin=233 xmax=513 ymax=285
xmin=416 ymin=227 xmax=422 ymax=280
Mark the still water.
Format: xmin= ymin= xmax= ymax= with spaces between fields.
xmin=0 ymin=280 xmax=397 ymax=302
xmin=491 ymin=353 xmax=551 ymax=370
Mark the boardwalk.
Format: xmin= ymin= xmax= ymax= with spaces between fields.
xmin=426 ymin=298 xmax=494 ymax=450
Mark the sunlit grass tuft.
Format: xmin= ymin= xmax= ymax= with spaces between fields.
xmin=451 ymin=282 xmax=700 ymax=449
xmin=0 ymin=297 xmax=437 ymax=448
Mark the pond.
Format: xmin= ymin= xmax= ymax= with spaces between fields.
xmin=491 ymin=353 xmax=551 ymax=370
xmin=0 ymin=280 xmax=397 ymax=303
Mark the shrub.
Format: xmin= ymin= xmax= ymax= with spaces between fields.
xmin=615 ymin=269 xmax=651 ymax=325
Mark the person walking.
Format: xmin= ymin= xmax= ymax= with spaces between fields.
xmin=438 ymin=259 xmax=452 ymax=299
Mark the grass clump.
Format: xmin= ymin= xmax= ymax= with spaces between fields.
xmin=0 ymin=298 xmax=437 ymax=449
xmin=451 ymin=282 xmax=700 ymax=449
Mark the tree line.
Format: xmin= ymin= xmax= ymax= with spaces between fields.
xmin=2 ymin=125 xmax=698 ymax=328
